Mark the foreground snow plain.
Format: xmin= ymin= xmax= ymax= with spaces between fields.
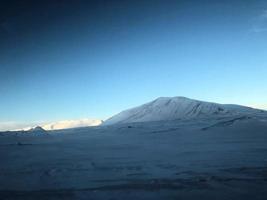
xmin=1 ymin=114 xmax=267 ymax=199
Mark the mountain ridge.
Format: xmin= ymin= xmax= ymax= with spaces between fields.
xmin=103 ymin=96 xmax=263 ymax=125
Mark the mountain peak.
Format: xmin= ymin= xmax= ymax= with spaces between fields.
xmin=155 ymin=96 xmax=188 ymax=101
xmin=103 ymin=96 xmax=260 ymax=125
xmin=29 ymin=126 xmax=46 ymax=132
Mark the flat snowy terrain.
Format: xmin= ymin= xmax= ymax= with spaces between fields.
xmin=1 ymin=113 xmax=267 ymax=199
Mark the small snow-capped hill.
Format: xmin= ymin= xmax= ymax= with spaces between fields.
xmin=29 ymin=126 xmax=45 ymax=132
xmin=0 ymin=126 xmax=49 ymax=136
xmin=27 ymin=126 xmax=48 ymax=136
xmin=103 ymin=97 xmax=264 ymax=125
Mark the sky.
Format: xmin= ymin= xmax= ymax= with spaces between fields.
xmin=0 ymin=0 xmax=267 ymax=130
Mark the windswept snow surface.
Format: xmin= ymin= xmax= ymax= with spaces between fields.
xmin=1 ymin=112 xmax=267 ymax=199
xmin=103 ymin=97 xmax=263 ymax=125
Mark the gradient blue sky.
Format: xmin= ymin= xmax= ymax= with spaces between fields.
xmin=0 ymin=0 xmax=267 ymax=129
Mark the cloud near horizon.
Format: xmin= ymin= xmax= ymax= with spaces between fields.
xmin=0 ymin=121 xmax=40 ymax=132
xmin=249 ymin=103 xmax=267 ymax=111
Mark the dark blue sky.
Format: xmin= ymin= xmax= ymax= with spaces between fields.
xmin=0 ymin=0 xmax=267 ymax=129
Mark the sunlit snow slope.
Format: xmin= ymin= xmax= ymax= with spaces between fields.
xmin=103 ymin=97 xmax=262 ymax=125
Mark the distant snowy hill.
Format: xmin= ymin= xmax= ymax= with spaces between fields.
xmin=6 ymin=118 xmax=103 ymax=132
xmin=42 ymin=118 xmax=103 ymax=130
xmin=28 ymin=126 xmax=46 ymax=132
xmin=28 ymin=126 xmax=48 ymax=136
xmin=103 ymin=97 xmax=263 ymax=125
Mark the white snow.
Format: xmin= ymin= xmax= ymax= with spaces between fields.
xmin=1 ymin=97 xmax=267 ymax=199
xmin=28 ymin=126 xmax=46 ymax=132
xmin=103 ymin=96 xmax=262 ymax=125
xmin=7 ymin=118 xmax=103 ymax=132
xmin=41 ymin=118 xmax=103 ymax=130
xmin=1 ymin=114 xmax=267 ymax=199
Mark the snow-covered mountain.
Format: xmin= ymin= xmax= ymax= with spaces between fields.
xmin=42 ymin=118 xmax=103 ymax=130
xmin=28 ymin=126 xmax=48 ymax=136
xmin=6 ymin=118 xmax=103 ymax=132
xmin=103 ymin=96 xmax=263 ymax=125
xmin=28 ymin=126 xmax=46 ymax=132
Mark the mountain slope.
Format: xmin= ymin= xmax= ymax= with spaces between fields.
xmin=103 ymin=97 xmax=262 ymax=125
xmin=28 ymin=126 xmax=48 ymax=136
